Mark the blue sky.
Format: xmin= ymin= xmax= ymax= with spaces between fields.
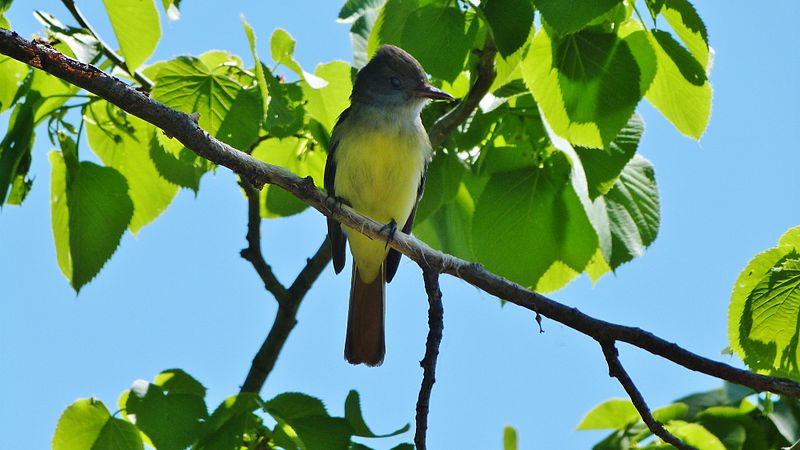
xmin=1 ymin=1 xmax=799 ymax=449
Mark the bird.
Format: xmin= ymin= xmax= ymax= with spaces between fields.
xmin=324 ymin=45 xmax=453 ymax=366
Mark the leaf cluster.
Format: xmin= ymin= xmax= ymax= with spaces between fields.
xmin=581 ymin=383 xmax=800 ymax=450
xmin=53 ymin=369 xmax=411 ymax=450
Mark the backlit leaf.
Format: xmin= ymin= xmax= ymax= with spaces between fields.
xmin=53 ymin=398 xmax=142 ymax=450
xmin=101 ymin=0 xmax=161 ymax=72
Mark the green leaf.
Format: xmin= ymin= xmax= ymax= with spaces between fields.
xmin=195 ymin=393 xmax=263 ymax=450
xmin=85 ymin=101 xmax=178 ymax=233
xmin=534 ymin=0 xmax=622 ymax=35
xmin=0 ymin=94 xmax=37 ymax=206
xmin=149 ymin=134 xmax=207 ymax=192
xmin=29 ymin=66 xmax=79 ymax=124
xmin=0 ymin=54 xmax=27 ymax=113
xmin=472 ymin=151 xmax=598 ymax=291
xmin=603 ymin=154 xmax=660 ymax=269
xmin=576 ymin=114 xmax=643 ymax=199
xmin=503 ymin=426 xmax=518 ymax=450
xmin=523 ymin=26 xmax=645 ymax=149
xmin=152 ymin=53 xmax=260 ymax=146
xmin=50 ymin=148 xmax=133 ymax=292
xmin=662 ymin=0 xmax=709 ymax=69
xmin=53 ymin=398 xmax=143 ymax=450
xmin=251 ymin=137 xmax=325 ymax=218
xmin=302 ymin=61 xmax=352 ymax=132
xmin=264 ymin=71 xmax=306 ymax=138
xmin=369 ymin=0 xmax=479 ymax=82
xmin=415 ymin=171 xmax=484 ymax=261
xmin=652 ymin=403 xmax=689 ymax=423
xmin=242 ymin=16 xmax=269 ymax=118
xmin=265 ymin=392 xmax=352 ymax=450
xmin=729 ymin=226 xmax=800 ymax=379
xmin=124 ymin=369 xmax=208 ymax=450
xmin=270 ymin=29 xmax=327 ymax=88
xmin=645 ymin=29 xmax=711 ymax=139
xmin=0 ymin=0 xmax=11 ymax=14
xmin=34 ymin=11 xmax=101 ymax=64
xmin=416 ymin=151 xmax=467 ymax=222
xmin=101 ymin=0 xmax=161 ymax=72
xmin=482 ymin=0 xmax=534 ymax=57
xmin=399 ymin=4 xmax=478 ymax=82
xmin=345 ymin=390 xmax=409 ymax=438
xmin=338 ymin=0 xmax=385 ymax=67
xmin=577 ymin=398 xmax=639 ymax=430
xmin=665 ymin=422 xmax=726 ymax=450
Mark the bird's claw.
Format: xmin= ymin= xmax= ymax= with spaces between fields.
xmin=381 ymin=219 xmax=398 ymax=249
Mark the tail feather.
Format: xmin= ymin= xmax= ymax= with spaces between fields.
xmin=344 ymin=264 xmax=385 ymax=366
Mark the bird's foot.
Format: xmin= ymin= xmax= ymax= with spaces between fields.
xmin=380 ymin=219 xmax=398 ymax=249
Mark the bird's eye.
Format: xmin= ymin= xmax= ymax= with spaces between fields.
xmin=389 ymin=77 xmax=402 ymax=89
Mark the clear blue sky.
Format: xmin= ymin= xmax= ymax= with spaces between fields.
xmin=1 ymin=1 xmax=799 ymax=449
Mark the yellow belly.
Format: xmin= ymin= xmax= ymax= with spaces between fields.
xmin=334 ymin=124 xmax=429 ymax=282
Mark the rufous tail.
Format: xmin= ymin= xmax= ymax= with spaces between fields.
xmin=344 ymin=263 xmax=385 ymax=366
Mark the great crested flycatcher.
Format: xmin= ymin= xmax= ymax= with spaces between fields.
xmin=325 ymin=45 xmax=452 ymax=366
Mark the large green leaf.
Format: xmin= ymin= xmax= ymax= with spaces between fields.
xmin=603 ymin=154 xmax=660 ymax=269
xmin=369 ymin=0 xmax=478 ymax=82
xmin=523 ymin=26 xmax=647 ymax=149
xmin=662 ymin=0 xmax=710 ymax=70
xmin=576 ymin=114 xmax=643 ymax=200
xmin=53 ymin=398 xmax=143 ymax=450
xmin=729 ymin=226 xmax=800 ymax=380
xmin=251 ymin=137 xmax=325 ymax=218
xmin=85 ymin=101 xmax=178 ymax=233
xmin=101 ymin=0 xmax=161 ymax=72
xmin=534 ymin=0 xmax=621 ymax=35
xmin=482 ymin=0 xmax=534 ymax=57
xmin=264 ymin=70 xmax=306 ymax=139
xmin=644 ymin=29 xmax=711 ymax=139
xmin=472 ymin=152 xmax=598 ymax=291
xmin=415 ymin=170 xmax=484 ymax=261
xmin=50 ymin=148 xmax=133 ymax=293
xmin=577 ymin=399 xmax=639 ymax=430
xmin=34 ymin=11 xmax=101 ymax=64
xmin=301 ymin=61 xmax=352 ymax=132
xmin=416 ymin=150 xmax=467 ymax=223
xmin=124 ymin=369 xmax=208 ymax=450
xmin=152 ymin=53 xmax=260 ymax=146
xmin=0 ymin=54 xmax=27 ymax=113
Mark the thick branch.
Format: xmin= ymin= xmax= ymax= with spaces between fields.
xmin=60 ymin=0 xmax=153 ymax=89
xmin=427 ymin=37 xmax=497 ymax=149
xmin=601 ymin=341 xmax=695 ymax=450
xmin=241 ymin=238 xmax=331 ymax=393
xmin=415 ymin=271 xmax=444 ymax=450
xmin=4 ymin=29 xmax=800 ymax=400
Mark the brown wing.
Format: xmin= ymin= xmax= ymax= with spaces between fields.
xmin=326 ymin=108 xmax=351 ymax=274
xmin=385 ymin=168 xmax=426 ymax=283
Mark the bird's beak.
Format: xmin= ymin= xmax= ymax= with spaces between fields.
xmin=415 ymin=84 xmax=454 ymax=101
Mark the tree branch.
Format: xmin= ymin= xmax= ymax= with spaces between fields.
xmin=600 ymin=341 xmax=695 ymax=450
xmin=415 ymin=271 xmax=444 ymax=450
xmin=241 ymin=238 xmax=332 ymax=394
xmin=427 ymin=37 xmax=497 ymax=149
xmin=4 ymin=28 xmax=800 ymax=404
xmin=60 ymin=0 xmax=153 ymax=89
xmin=239 ymin=178 xmax=291 ymax=305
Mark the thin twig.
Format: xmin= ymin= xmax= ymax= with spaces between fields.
xmin=240 ymin=238 xmax=331 ymax=394
xmin=239 ymin=178 xmax=291 ymax=305
xmin=60 ymin=0 xmax=153 ymax=89
xmin=5 ymin=30 xmax=800 ymax=400
xmin=415 ymin=271 xmax=444 ymax=450
xmin=600 ymin=341 xmax=696 ymax=450
xmin=427 ymin=36 xmax=497 ymax=149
